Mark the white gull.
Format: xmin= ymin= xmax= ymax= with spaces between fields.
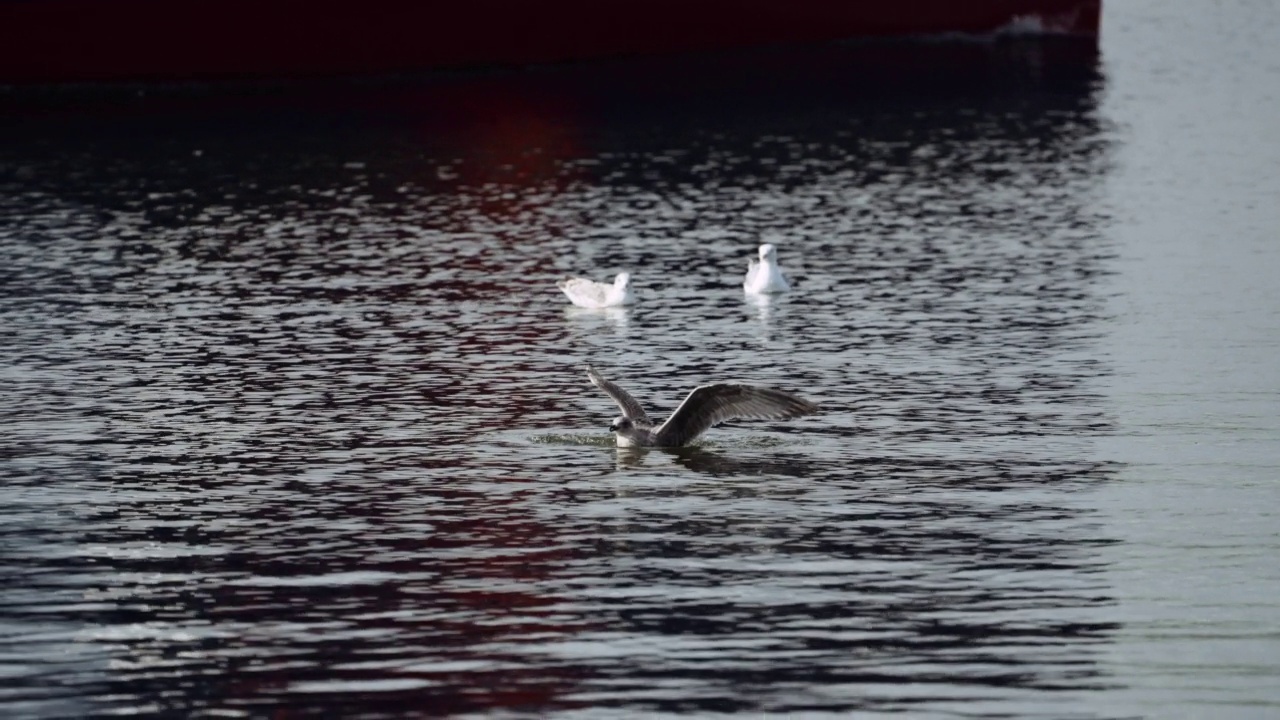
xmin=743 ymin=243 xmax=790 ymax=294
xmin=557 ymin=272 xmax=634 ymax=308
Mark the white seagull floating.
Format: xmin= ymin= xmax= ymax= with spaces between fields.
xmin=557 ymin=272 xmax=634 ymax=308
xmin=743 ymin=243 xmax=791 ymax=295
xmin=586 ymin=364 xmax=818 ymax=447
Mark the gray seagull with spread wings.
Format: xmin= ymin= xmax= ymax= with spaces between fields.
xmin=586 ymin=364 xmax=819 ymax=447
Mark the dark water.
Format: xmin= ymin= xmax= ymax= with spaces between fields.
xmin=2 ymin=2 xmax=1278 ymax=718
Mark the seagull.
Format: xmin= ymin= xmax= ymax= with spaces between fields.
xmin=743 ymin=243 xmax=790 ymax=294
xmin=557 ymin=272 xmax=634 ymax=308
xmin=586 ymin=364 xmax=818 ymax=447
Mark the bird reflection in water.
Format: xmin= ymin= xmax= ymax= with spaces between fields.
xmin=612 ymin=444 xmax=820 ymax=479
xmin=562 ymin=305 xmax=630 ymax=335
xmin=743 ymin=290 xmax=776 ymax=337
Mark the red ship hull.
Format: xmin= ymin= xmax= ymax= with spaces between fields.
xmin=0 ymin=0 xmax=1099 ymax=85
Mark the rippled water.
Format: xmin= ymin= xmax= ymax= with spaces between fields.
xmin=3 ymin=2 xmax=1279 ymax=718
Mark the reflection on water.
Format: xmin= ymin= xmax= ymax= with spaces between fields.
xmin=0 ymin=37 xmax=1123 ymax=718
xmin=563 ymin=305 xmax=631 ymax=337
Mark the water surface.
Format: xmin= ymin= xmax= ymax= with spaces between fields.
xmin=2 ymin=2 xmax=1279 ymax=717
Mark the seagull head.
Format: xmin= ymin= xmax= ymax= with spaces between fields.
xmin=759 ymin=244 xmax=777 ymax=260
xmin=608 ymin=416 xmax=633 ymax=433
xmin=613 ymin=272 xmax=632 ymax=289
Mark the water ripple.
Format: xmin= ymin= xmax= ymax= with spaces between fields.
xmin=0 ymin=39 xmax=1124 ymax=718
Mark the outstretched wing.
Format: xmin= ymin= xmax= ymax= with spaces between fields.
xmin=558 ymin=277 xmax=611 ymax=308
xmin=653 ymin=383 xmax=818 ymax=447
xmin=586 ymin=365 xmax=652 ymax=424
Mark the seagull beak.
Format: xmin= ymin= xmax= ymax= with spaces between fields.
xmin=608 ymin=422 xmax=619 ymax=432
